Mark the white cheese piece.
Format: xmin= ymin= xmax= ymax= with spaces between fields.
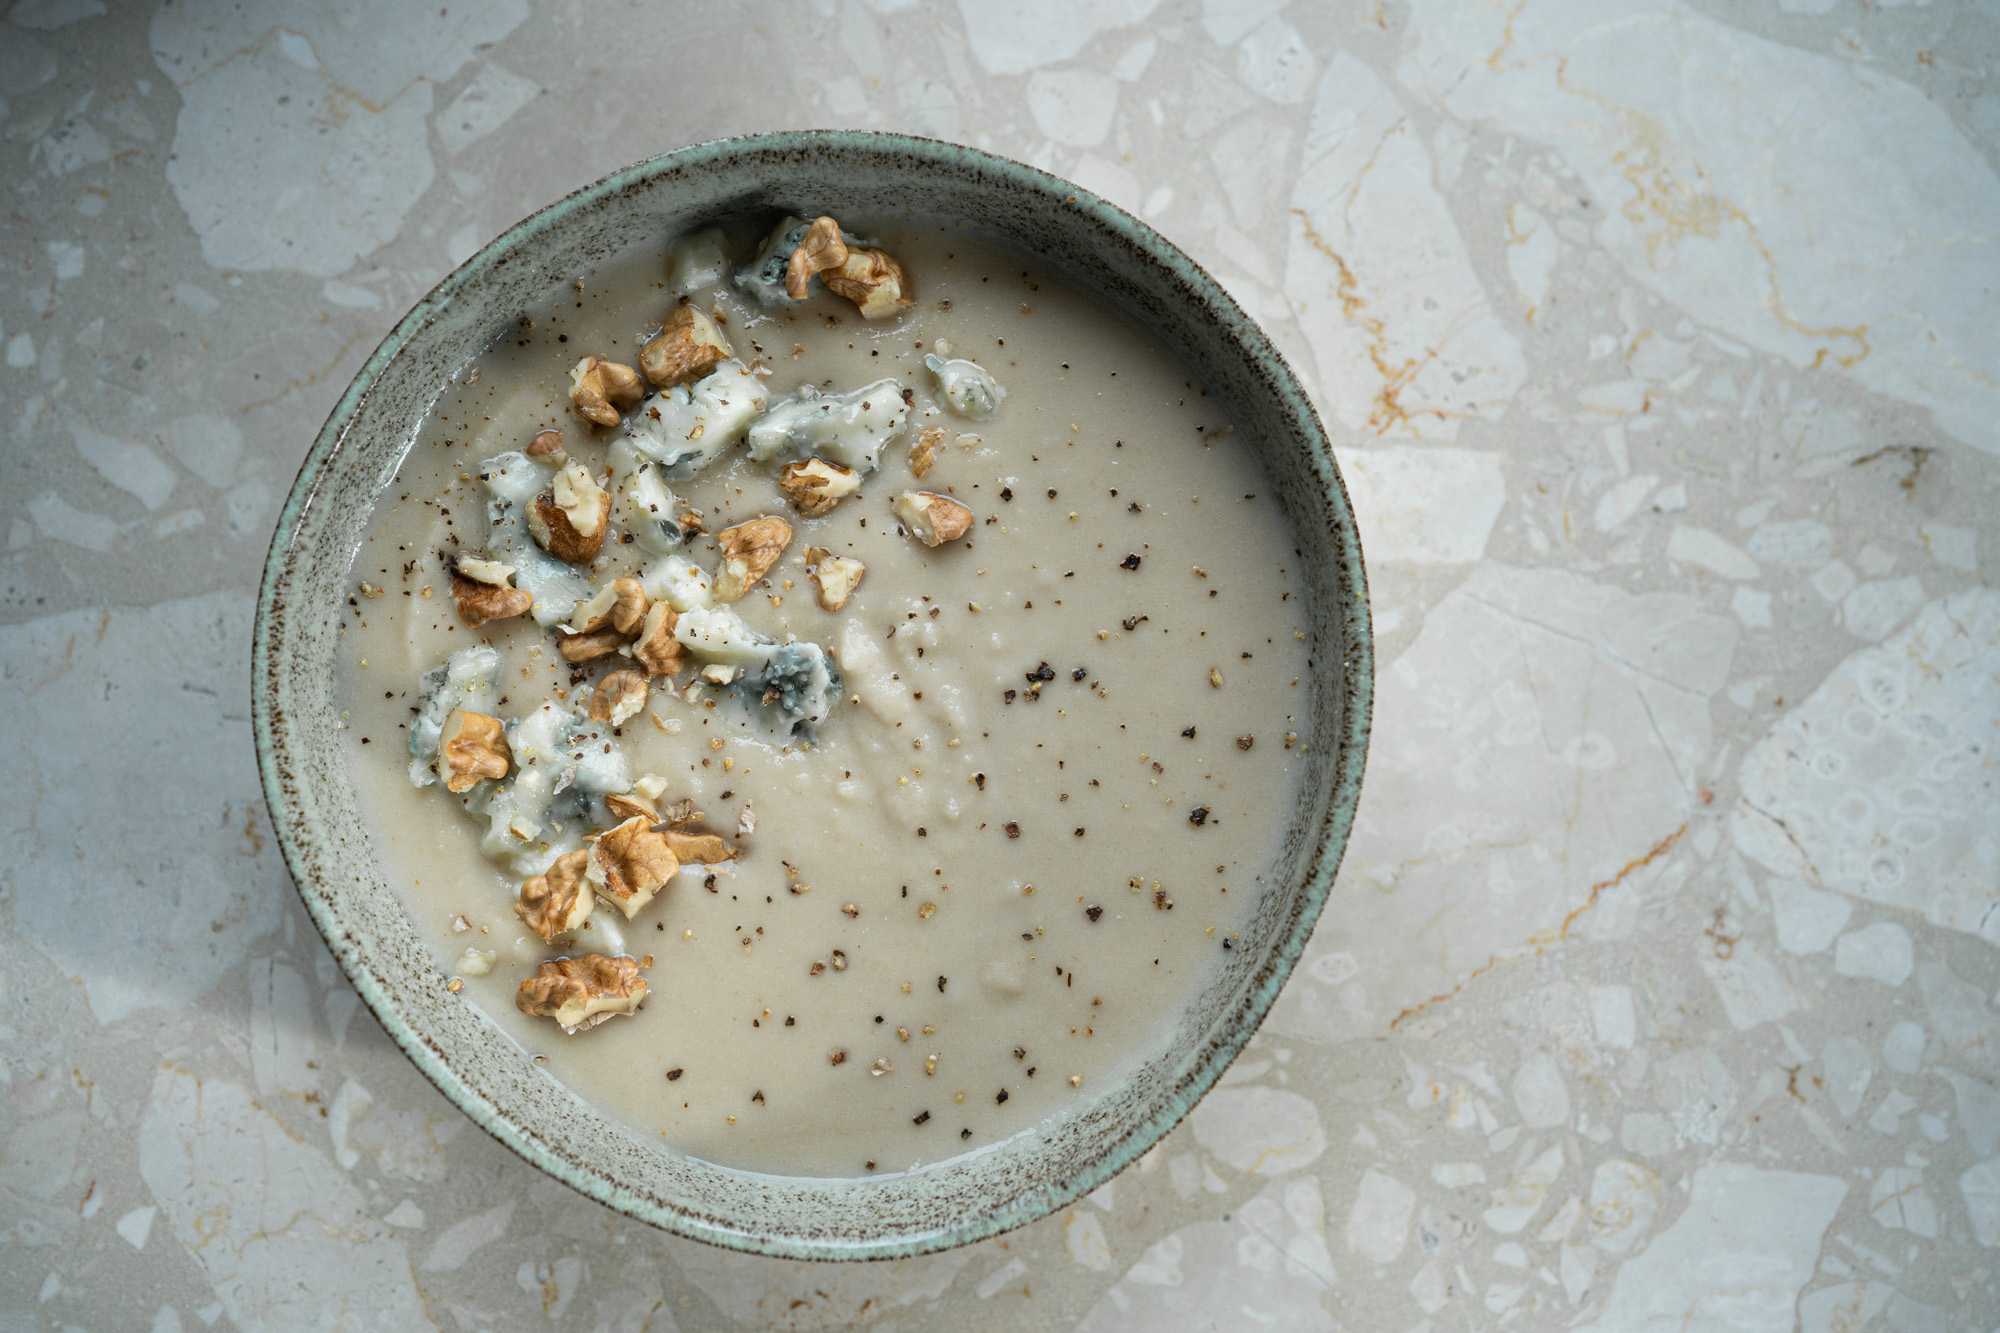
xmin=747 ymin=377 xmax=908 ymax=474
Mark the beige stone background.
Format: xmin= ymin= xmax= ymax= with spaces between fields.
xmin=2 ymin=0 xmax=1999 ymax=1329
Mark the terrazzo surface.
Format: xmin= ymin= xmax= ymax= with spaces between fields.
xmin=2 ymin=1 xmax=1998 ymax=1329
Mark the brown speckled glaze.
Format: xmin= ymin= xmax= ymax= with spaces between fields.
xmin=251 ymin=131 xmax=1372 ymax=1260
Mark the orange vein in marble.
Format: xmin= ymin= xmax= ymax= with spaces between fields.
xmin=1386 ymin=821 xmax=1688 ymax=1031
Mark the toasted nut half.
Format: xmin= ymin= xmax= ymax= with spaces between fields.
xmin=605 ymin=791 xmax=656 ymax=822
xmin=662 ymin=830 xmax=736 ymax=864
xmin=568 ymin=356 xmax=644 ymax=427
xmin=632 ymin=600 xmax=686 ymax=677
xmin=529 ymin=462 xmax=612 ymax=564
xmin=572 ymin=577 xmax=647 ymax=635
xmin=516 ymin=850 xmax=592 ymax=943
xmin=640 ymin=304 xmax=734 ymax=388
xmin=804 ymin=546 xmax=866 ymax=611
xmin=527 ymin=429 xmax=565 ymax=457
xmin=449 ymin=561 xmax=533 ymax=627
xmin=439 ymin=709 xmax=509 ymax=793
xmin=515 ymin=953 xmax=647 ymax=1031
xmin=785 ymin=217 xmax=850 ymax=300
xmin=777 ymin=456 xmax=861 ymax=517
xmin=713 ymin=515 xmax=793 ymax=602
xmin=590 ymin=669 xmax=649 ymax=727
xmin=909 ymin=425 xmax=944 ymax=478
xmin=587 ymin=815 xmax=679 ymax=918
xmin=558 ymin=626 xmax=629 ymax=663
xmin=455 ymin=555 xmax=514 ymax=585
xmin=823 ymin=247 xmax=911 ymax=320
xmin=892 ymin=491 xmax=974 ymax=547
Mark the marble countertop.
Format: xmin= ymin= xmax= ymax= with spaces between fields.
xmin=3 ymin=1 xmax=1997 ymax=1328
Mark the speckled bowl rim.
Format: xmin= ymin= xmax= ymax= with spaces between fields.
xmin=253 ymin=130 xmax=1372 ymax=1260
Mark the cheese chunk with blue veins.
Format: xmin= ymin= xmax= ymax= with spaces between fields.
xmin=733 ymin=216 xmax=867 ymax=307
xmin=622 ymin=360 xmax=768 ymax=478
xmin=479 ymin=451 xmax=590 ymax=626
xmin=609 ymin=440 xmax=690 ymax=554
xmin=924 ymin=354 xmax=1006 ymax=420
xmin=408 ymin=645 xmax=502 ymax=785
xmin=747 ymin=378 xmax=908 ymax=474
xmin=639 ymin=552 xmax=713 ymax=612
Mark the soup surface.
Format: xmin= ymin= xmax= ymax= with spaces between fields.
xmin=335 ymin=218 xmax=1313 ymax=1176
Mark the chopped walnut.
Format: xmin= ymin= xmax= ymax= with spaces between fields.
xmin=604 ymin=791 xmax=655 ymax=822
xmin=438 ymin=709 xmax=509 ymax=793
xmin=712 ymin=515 xmax=793 ymax=602
xmin=804 ymin=546 xmax=866 ymax=611
xmin=785 ymin=216 xmax=850 ymax=299
xmin=571 ymin=577 xmax=647 ymax=635
xmin=529 ymin=462 xmax=612 ymax=564
xmin=449 ymin=559 xmax=533 ymax=627
xmin=662 ymin=830 xmax=735 ymax=864
xmin=892 ymin=491 xmax=974 ymax=547
xmin=456 ymin=947 xmax=497 ymax=976
xmin=516 ymin=850 xmax=593 ymax=943
xmin=909 ymin=426 xmax=944 ymax=478
xmin=824 ymin=247 xmax=911 ymax=320
xmin=777 ymin=456 xmax=861 ymax=517
xmin=640 ymin=304 xmax=734 ymax=387
xmin=557 ymin=626 xmax=629 ymax=663
xmin=526 ymin=429 xmax=565 ymax=457
xmin=632 ymin=600 xmax=686 ymax=677
xmin=738 ymin=802 xmax=757 ymax=836
xmin=590 ymin=669 xmax=649 ymax=727
xmin=515 ymin=953 xmax=647 ymax=1032
xmin=568 ymin=355 xmax=644 ymax=427
xmin=587 ymin=816 xmax=679 ymax=918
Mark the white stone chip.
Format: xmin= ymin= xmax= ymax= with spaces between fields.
xmin=1833 ymin=922 xmax=1915 ymax=985
xmin=1667 ymin=525 xmax=1760 ymax=580
xmin=1768 ymin=877 xmax=1852 ymax=954
xmin=1345 ymin=1168 xmax=1414 ymax=1263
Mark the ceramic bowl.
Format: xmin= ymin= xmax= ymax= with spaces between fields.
xmin=252 ymin=130 xmax=1371 ymax=1260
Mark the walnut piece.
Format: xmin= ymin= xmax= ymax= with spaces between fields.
xmin=662 ymin=830 xmax=736 ymax=864
xmin=515 ymin=849 xmax=593 ymax=943
xmin=571 ymin=577 xmax=647 ymax=635
xmin=909 ymin=425 xmax=944 ymax=478
xmin=529 ymin=462 xmax=612 ymax=564
xmin=526 ymin=429 xmax=565 ymax=457
xmin=777 ymin=456 xmax=861 ymax=517
xmin=712 ymin=515 xmax=793 ymax=602
xmin=640 ymin=304 xmax=734 ymax=388
xmin=587 ymin=816 xmax=679 ymax=918
xmin=515 ymin=953 xmax=647 ymax=1032
xmin=892 ymin=491 xmax=974 ymax=547
xmin=784 ymin=217 xmax=850 ymax=300
xmin=557 ymin=626 xmax=629 ymax=663
xmin=438 ymin=709 xmax=509 ymax=793
xmin=449 ymin=559 xmax=533 ymax=627
xmin=632 ymin=600 xmax=686 ymax=677
xmin=590 ymin=669 xmax=649 ymax=727
xmin=568 ymin=355 xmax=644 ymax=427
xmin=823 ymin=247 xmax=911 ymax=320
xmin=805 ymin=546 xmax=866 ymax=611
xmin=604 ymin=791 xmax=655 ymax=822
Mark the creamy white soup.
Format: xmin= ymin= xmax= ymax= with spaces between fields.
xmin=335 ymin=216 xmax=1314 ymax=1177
